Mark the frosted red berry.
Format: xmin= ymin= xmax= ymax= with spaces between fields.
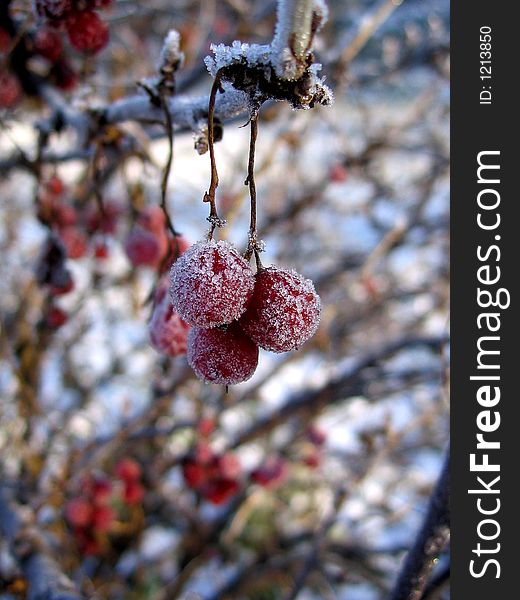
xmin=0 ymin=71 xmax=22 ymax=109
xmin=66 ymin=10 xmax=109 ymax=54
xmin=34 ymin=27 xmax=63 ymax=62
xmin=239 ymin=267 xmax=321 ymax=353
xmin=187 ymin=323 xmax=258 ymax=385
xmin=52 ymin=59 xmax=78 ymax=90
xmin=170 ymin=240 xmax=254 ymax=328
xmin=65 ymin=498 xmax=92 ymax=527
xmin=149 ymin=288 xmax=190 ymax=357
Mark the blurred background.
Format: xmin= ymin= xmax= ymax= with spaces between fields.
xmin=0 ymin=1 xmax=449 ymax=598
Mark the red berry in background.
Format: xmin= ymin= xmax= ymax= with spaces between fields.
xmin=60 ymin=227 xmax=87 ymax=259
xmin=49 ymin=271 xmax=74 ymax=296
xmin=170 ymin=240 xmax=254 ymax=328
xmin=93 ymin=240 xmax=109 ymax=259
xmin=239 ymin=267 xmax=321 ymax=353
xmin=217 ymin=453 xmax=242 ymax=480
xmin=197 ymin=417 xmax=216 ymax=437
xmin=125 ymin=227 xmax=164 ymax=267
xmin=182 ymin=458 xmax=206 ymax=489
xmin=46 ymin=305 xmax=68 ymax=328
xmin=116 ymin=458 xmax=142 ymax=483
xmin=251 ymin=456 xmax=288 ymax=489
xmin=64 ymin=498 xmax=92 ymax=527
xmin=92 ymin=477 xmax=112 ymax=504
xmin=34 ymin=0 xmax=72 ymax=21
xmin=149 ymin=282 xmax=190 ymax=357
xmin=52 ymin=59 xmax=78 ymax=90
xmin=34 ymin=27 xmax=63 ymax=62
xmin=0 ymin=28 xmax=11 ymax=54
xmin=329 ymin=163 xmax=348 ymax=183
xmin=84 ymin=200 xmax=121 ymax=234
xmin=187 ymin=323 xmax=259 ymax=385
xmin=46 ymin=175 xmax=65 ymax=197
xmin=203 ymin=478 xmax=239 ymax=505
xmin=306 ymin=425 xmax=327 ymax=446
xmin=123 ymin=481 xmax=144 ymax=505
xmin=194 ymin=441 xmax=215 ymax=466
xmin=66 ymin=10 xmax=109 ymax=54
xmin=0 ymin=71 xmax=22 ymax=109
xmin=137 ymin=205 xmax=166 ymax=233
xmin=303 ymin=450 xmax=321 ymax=469
xmin=92 ymin=505 xmax=114 ymax=531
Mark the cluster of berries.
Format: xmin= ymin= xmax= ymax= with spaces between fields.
xmin=34 ymin=0 xmax=111 ymax=54
xmin=181 ymin=442 xmax=242 ymax=505
xmin=0 ymin=1 xmax=111 ymax=109
xmin=168 ymin=239 xmax=321 ymax=385
xmin=64 ymin=459 xmax=143 ymax=555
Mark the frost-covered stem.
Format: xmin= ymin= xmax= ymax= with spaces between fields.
xmin=271 ymin=0 xmax=322 ymax=79
xmin=204 ymin=71 xmax=224 ymax=238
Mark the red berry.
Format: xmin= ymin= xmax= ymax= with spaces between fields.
xmin=46 ymin=305 xmax=68 ymax=328
xmin=187 ymin=323 xmax=258 ymax=385
xmin=194 ymin=441 xmax=215 ymax=466
xmin=116 ymin=458 xmax=142 ymax=482
xmin=49 ymin=272 xmax=74 ymax=296
xmin=306 ymin=425 xmax=327 ymax=446
xmin=217 ymin=453 xmax=242 ymax=480
xmin=149 ymin=283 xmax=190 ymax=357
xmin=92 ymin=477 xmax=112 ymax=504
xmin=0 ymin=28 xmax=11 ymax=54
xmin=203 ymin=478 xmax=239 ymax=505
xmin=123 ymin=481 xmax=144 ymax=505
xmin=52 ymin=59 xmax=78 ymax=90
xmin=239 ymin=267 xmax=321 ymax=353
xmin=84 ymin=200 xmax=121 ymax=234
xmin=34 ymin=0 xmax=72 ymax=21
xmin=93 ymin=240 xmax=109 ymax=259
xmin=34 ymin=27 xmax=63 ymax=62
xmin=182 ymin=458 xmax=206 ymax=489
xmin=92 ymin=505 xmax=114 ymax=531
xmin=66 ymin=10 xmax=109 ymax=54
xmin=137 ymin=206 xmax=166 ymax=233
xmin=0 ymin=71 xmax=22 ymax=109
xmin=46 ymin=175 xmax=65 ymax=196
xmin=329 ymin=163 xmax=348 ymax=183
xmin=60 ymin=227 xmax=87 ymax=259
xmin=303 ymin=450 xmax=321 ymax=469
xmin=65 ymin=498 xmax=92 ymax=527
xmin=251 ymin=457 xmax=288 ymax=489
xmin=170 ymin=240 xmax=254 ymax=328
xmin=125 ymin=227 xmax=163 ymax=267
xmin=197 ymin=417 xmax=216 ymax=437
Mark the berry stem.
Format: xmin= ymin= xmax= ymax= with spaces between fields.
xmin=160 ymin=96 xmax=179 ymax=237
xmin=244 ymin=114 xmax=261 ymax=265
xmin=205 ymin=70 xmax=224 ymax=238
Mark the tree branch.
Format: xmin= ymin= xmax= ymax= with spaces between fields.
xmin=388 ymin=448 xmax=450 ymax=600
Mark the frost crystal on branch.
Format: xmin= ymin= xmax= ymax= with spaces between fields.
xmin=158 ymin=30 xmax=184 ymax=76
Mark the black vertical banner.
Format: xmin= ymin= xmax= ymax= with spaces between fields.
xmin=452 ymin=1 xmax=519 ymax=598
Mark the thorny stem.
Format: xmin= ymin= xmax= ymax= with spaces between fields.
xmin=205 ymin=70 xmax=225 ymax=238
